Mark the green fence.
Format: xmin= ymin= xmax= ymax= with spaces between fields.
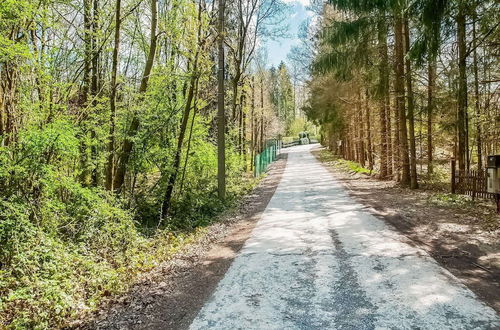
xmin=254 ymin=139 xmax=280 ymax=177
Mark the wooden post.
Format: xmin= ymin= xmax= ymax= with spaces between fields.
xmin=451 ymin=158 xmax=456 ymax=194
xmin=472 ymin=170 xmax=477 ymax=200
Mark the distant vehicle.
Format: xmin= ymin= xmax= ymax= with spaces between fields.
xmin=299 ymin=132 xmax=310 ymax=145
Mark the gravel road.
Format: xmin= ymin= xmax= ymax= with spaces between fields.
xmin=190 ymin=144 xmax=499 ymax=329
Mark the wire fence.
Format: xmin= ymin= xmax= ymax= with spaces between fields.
xmin=254 ymin=139 xmax=280 ymax=177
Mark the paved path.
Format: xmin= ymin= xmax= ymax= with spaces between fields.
xmin=190 ymin=145 xmax=499 ymax=329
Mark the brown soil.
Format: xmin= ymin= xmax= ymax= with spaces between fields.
xmin=71 ymin=154 xmax=288 ymax=330
xmin=312 ymin=147 xmax=500 ymax=313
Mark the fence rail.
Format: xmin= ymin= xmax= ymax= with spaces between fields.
xmin=254 ymin=140 xmax=280 ymax=177
xmin=451 ymin=164 xmax=496 ymax=200
xmin=282 ymin=140 xmax=299 ymax=148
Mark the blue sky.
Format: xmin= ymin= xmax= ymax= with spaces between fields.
xmin=263 ymin=0 xmax=312 ymax=68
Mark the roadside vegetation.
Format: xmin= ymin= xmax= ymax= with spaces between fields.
xmin=0 ymin=0 xmax=317 ymax=327
xmin=305 ymin=0 xmax=499 ymax=190
xmin=317 ymin=149 xmax=372 ymax=175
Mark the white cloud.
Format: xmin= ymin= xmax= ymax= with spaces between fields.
xmin=283 ymin=0 xmax=310 ymax=6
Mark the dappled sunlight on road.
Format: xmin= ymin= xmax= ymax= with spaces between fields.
xmin=190 ymin=144 xmax=499 ymax=329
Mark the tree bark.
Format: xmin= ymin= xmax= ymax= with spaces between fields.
xmin=90 ymin=0 xmax=100 ymax=186
xmin=394 ymin=14 xmax=410 ymax=185
xmin=427 ymin=57 xmax=436 ymax=175
xmin=79 ymin=0 xmax=94 ymax=185
xmin=217 ymin=0 xmax=226 ymax=200
xmin=106 ymin=0 xmax=122 ymax=191
xmin=161 ymin=72 xmax=198 ymax=219
xmin=364 ymin=89 xmax=373 ymax=170
xmin=404 ymin=17 xmax=418 ymax=189
xmin=83 ymin=0 xmax=92 ymax=104
xmin=1 ymin=63 xmax=17 ymax=146
xmin=377 ymin=19 xmax=389 ymax=178
xmin=472 ymin=8 xmax=482 ymax=169
xmin=456 ymin=1 xmax=468 ymax=173
xmin=393 ymin=88 xmax=400 ymax=181
xmin=250 ymin=76 xmax=255 ymax=171
xmin=238 ymin=92 xmax=244 ymax=154
xmin=260 ymin=74 xmax=264 ymax=152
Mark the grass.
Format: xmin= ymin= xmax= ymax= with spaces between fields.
xmin=427 ymin=193 xmax=474 ymax=208
xmin=316 ymin=149 xmax=373 ymax=175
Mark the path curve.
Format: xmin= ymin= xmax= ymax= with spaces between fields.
xmin=190 ymin=144 xmax=499 ymax=329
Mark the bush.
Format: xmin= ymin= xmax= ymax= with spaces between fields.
xmin=0 ymin=119 xmax=257 ymax=328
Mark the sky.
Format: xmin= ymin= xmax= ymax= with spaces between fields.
xmin=263 ymin=0 xmax=313 ymax=68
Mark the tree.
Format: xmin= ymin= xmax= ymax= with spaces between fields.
xmin=404 ymin=16 xmax=418 ymax=189
xmin=105 ymin=0 xmax=122 ymax=190
xmin=161 ymin=1 xmax=206 ymax=219
xmin=377 ymin=17 xmax=390 ymax=178
xmin=113 ymin=0 xmax=158 ymax=192
xmin=456 ymin=0 xmax=468 ymax=173
xmin=218 ymin=0 xmax=226 ymax=200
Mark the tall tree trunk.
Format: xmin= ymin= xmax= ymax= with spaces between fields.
xmin=393 ymin=90 xmax=400 ymax=180
xmin=404 ymin=18 xmax=418 ymax=189
xmin=217 ymin=0 xmax=226 ymax=199
xmin=162 ymin=1 xmax=205 ymax=217
xmin=250 ymin=76 xmax=255 ymax=171
xmin=0 ymin=74 xmax=3 ymax=139
xmin=472 ymin=9 xmax=482 ymax=169
xmin=30 ymin=28 xmax=46 ymax=112
xmin=238 ymin=92 xmax=244 ymax=154
xmin=90 ymin=0 xmax=100 ymax=186
xmin=83 ymin=0 xmax=92 ymax=104
xmin=161 ymin=72 xmax=198 ymax=219
xmin=260 ymin=74 xmax=264 ymax=152
xmin=113 ymin=0 xmax=158 ymax=191
xmin=231 ymin=72 xmax=240 ymax=124
xmin=377 ymin=19 xmax=389 ymax=178
xmin=386 ymin=69 xmax=393 ymax=177
xmin=1 ymin=62 xmax=17 ymax=146
xmin=79 ymin=0 xmax=93 ymax=185
xmin=365 ymin=89 xmax=373 ymax=170
xmin=456 ymin=1 xmax=468 ymax=173
xmin=356 ymin=92 xmax=365 ymax=166
xmin=394 ymin=15 xmax=410 ymax=185
xmin=179 ymin=77 xmax=200 ymax=194
xmin=106 ymin=0 xmax=121 ymax=191
xmin=427 ymin=57 xmax=436 ymax=175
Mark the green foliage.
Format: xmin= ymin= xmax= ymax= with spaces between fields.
xmin=336 ymin=159 xmax=372 ymax=174
xmin=427 ymin=193 xmax=473 ymax=208
xmin=0 ymin=0 xmax=277 ymax=327
xmin=269 ymin=62 xmax=295 ymax=134
xmin=0 ymin=129 xmax=252 ymax=328
xmin=288 ymin=118 xmax=316 ymax=138
xmin=317 ymin=149 xmax=372 ymax=174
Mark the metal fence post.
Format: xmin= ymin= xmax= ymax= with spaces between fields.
xmin=254 ymin=154 xmax=259 ymax=177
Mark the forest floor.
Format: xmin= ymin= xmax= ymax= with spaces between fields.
xmin=71 ymin=154 xmax=288 ymax=330
xmin=313 ymin=146 xmax=500 ymax=313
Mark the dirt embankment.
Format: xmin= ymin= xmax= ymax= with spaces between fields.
xmin=72 ymin=154 xmax=288 ymax=330
xmin=313 ymin=147 xmax=500 ymax=313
